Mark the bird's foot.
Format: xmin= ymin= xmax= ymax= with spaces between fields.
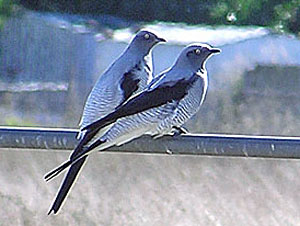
xmin=171 ymin=126 xmax=189 ymax=137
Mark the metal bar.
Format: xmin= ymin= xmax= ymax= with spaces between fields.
xmin=0 ymin=126 xmax=300 ymax=159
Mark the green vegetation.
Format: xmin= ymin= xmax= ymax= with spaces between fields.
xmin=12 ymin=0 xmax=300 ymax=34
xmin=0 ymin=0 xmax=14 ymax=28
xmin=2 ymin=116 xmax=36 ymax=127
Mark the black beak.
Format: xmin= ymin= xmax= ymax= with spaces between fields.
xmin=156 ymin=36 xmax=166 ymax=43
xmin=209 ymin=48 xmax=221 ymax=54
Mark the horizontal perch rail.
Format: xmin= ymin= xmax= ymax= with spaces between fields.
xmin=0 ymin=126 xmax=300 ymax=159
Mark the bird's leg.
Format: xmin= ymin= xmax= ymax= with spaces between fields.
xmin=171 ymin=126 xmax=189 ymax=136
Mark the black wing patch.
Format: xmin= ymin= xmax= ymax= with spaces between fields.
xmin=119 ymin=63 xmax=142 ymax=106
xmin=83 ymin=75 xmax=198 ymax=133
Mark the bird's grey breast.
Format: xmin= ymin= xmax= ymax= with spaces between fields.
xmin=177 ymin=71 xmax=208 ymax=115
xmin=156 ymin=73 xmax=207 ymax=133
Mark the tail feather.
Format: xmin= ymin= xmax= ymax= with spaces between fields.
xmin=48 ymin=156 xmax=88 ymax=215
xmin=46 ymin=133 xmax=106 ymax=214
xmin=44 ymin=160 xmax=72 ymax=182
xmin=45 ymin=137 xmax=105 ymax=182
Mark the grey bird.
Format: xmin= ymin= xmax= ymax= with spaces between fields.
xmin=45 ymin=43 xmax=220 ymax=214
xmin=45 ymin=30 xmax=166 ymax=215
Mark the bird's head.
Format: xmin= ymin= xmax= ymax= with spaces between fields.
xmin=178 ymin=43 xmax=221 ymax=72
xmin=129 ymin=30 xmax=166 ymax=55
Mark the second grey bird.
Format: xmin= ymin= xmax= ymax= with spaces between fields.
xmin=45 ymin=30 xmax=166 ymax=214
xmin=45 ymin=43 xmax=220 ymax=214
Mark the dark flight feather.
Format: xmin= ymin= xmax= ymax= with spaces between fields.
xmin=83 ymin=75 xmax=198 ymax=133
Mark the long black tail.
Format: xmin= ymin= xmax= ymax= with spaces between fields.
xmin=46 ymin=130 xmax=105 ymax=214
xmin=47 ymin=156 xmax=88 ymax=215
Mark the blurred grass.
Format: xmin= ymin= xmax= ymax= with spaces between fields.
xmin=2 ymin=116 xmax=36 ymax=127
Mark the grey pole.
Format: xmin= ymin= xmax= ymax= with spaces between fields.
xmin=0 ymin=126 xmax=300 ymax=159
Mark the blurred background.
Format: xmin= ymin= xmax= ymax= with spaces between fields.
xmin=0 ymin=1 xmax=300 ymax=225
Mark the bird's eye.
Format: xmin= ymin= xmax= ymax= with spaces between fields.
xmin=195 ymin=49 xmax=201 ymax=55
xmin=144 ymin=33 xmax=150 ymax=40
